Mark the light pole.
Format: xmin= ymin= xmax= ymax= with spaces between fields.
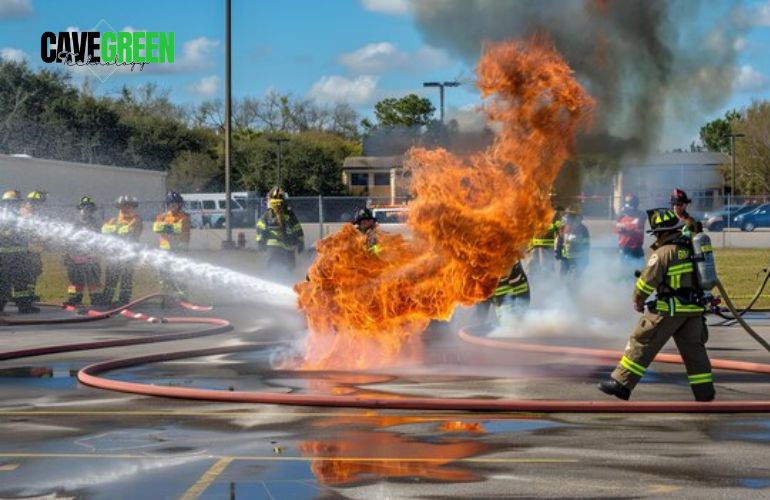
xmin=423 ymin=81 xmax=460 ymax=123
xmin=269 ymin=137 xmax=289 ymax=187
xmin=726 ymin=132 xmax=745 ymax=231
xmin=222 ymin=0 xmax=233 ymax=249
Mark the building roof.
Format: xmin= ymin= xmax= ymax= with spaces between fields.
xmin=342 ymin=155 xmax=404 ymax=169
xmin=0 ymin=154 xmax=167 ymax=177
xmin=621 ymin=151 xmax=728 ymax=167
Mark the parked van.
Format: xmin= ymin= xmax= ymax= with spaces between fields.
xmin=182 ymin=192 xmax=255 ymax=228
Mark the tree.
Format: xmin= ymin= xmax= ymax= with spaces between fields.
xmin=732 ymin=101 xmax=770 ymax=195
xmin=167 ymin=151 xmax=221 ymax=192
xmin=699 ymin=110 xmax=741 ymax=153
xmin=373 ymin=94 xmax=435 ymax=128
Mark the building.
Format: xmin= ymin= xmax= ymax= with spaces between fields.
xmin=0 ymin=154 xmax=167 ymax=219
xmin=341 ymin=155 xmax=405 ymax=203
xmin=613 ymin=152 xmax=729 ymax=213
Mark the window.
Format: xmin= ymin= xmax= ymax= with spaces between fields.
xmin=373 ymin=173 xmax=390 ymax=186
xmin=218 ymin=199 xmax=244 ymax=209
xmin=202 ymin=200 xmax=216 ymax=210
xmin=186 ymin=201 xmax=202 ymax=210
xmin=350 ymin=173 xmax=369 ymax=186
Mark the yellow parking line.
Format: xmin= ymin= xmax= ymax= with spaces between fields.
xmin=0 ymin=463 xmax=19 ymax=471
xmin=0 ymin=452 xmax=576 ymax=464
xmin=180 ymin=457 xmax=233 ymax=500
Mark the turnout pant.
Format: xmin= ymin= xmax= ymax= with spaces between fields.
xmin=267 ymin=247 xmax=296 ymax=271
xmin=0 ymin=253 xmax=27 ymax=310
xmin=611 ymin=311 xmax=715 ymax=401
xmin=15 ymin=251 xmax=41 ymax=308
xmin=65 ymin=262 xmax=102 ymax=305
xmin=101 ymin=261 xmax=136 ymax=305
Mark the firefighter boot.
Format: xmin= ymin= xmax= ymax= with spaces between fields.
xmin=598 ymin=379 xmax=631 ymax=401
xmin=691 ymin=383 xmax=715 ymax=402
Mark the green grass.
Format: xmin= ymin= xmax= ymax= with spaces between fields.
xmin=714 ymin=248 xmax=770 ymax=309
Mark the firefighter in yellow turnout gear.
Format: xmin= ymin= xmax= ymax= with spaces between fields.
xmin=476 ymin=261 xmax=530 ymax=322
xmin=352 ymin=208 xmax=381 ymax=255
xmin=529 ymin=205 xmax=563 ymax=276
xmin=152 ymin=191 xmax=191 ymax=298
xmin=598 ymin=208 xmax=715 ymax=402
xmin=99 ymin=195 xmax=143 ymax=306
xmin=0 ymin=190 xmax=35 ymax=313
xmin=256 ymin=187 xmax=305 ymax=271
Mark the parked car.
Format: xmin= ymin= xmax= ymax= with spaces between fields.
xmin=182 ymin=192 xmax=254 ymax=228
xmin=372 ymin=206 xmax=408 ymax=224
xmin=703 ymin=204 xmax=759 ymax=231
xmin=734 ymin=203 xmax=770 ymax=232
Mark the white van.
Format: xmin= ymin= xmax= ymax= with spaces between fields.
xmin=182 ymin=192 xmax=253 ymax=228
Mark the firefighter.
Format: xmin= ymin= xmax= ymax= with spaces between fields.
xmin=152 ymin=191 xmax=191 ymax=298
xmin=352 ymin=208 xmax=381 ymax=255
xmin=554 ymin=206 xmax=590 ymax=282
xmin=256 ymin=187 xmax=305 ymax=271
xmin=0 ymin=190 xmax=27 ymax=313
xmin=670 ymin=188 xmax=702 ymax=236
xmin=615 ymin=193 xmax=645 ymax=270
xmin=529 ymin=203 xmax=564 ymax=276
xmin=598 ymin=208 xmax=715 ymax=402
xmin=99 ymin=195 xmax=143 ymax=306
xmin=476 ymin=261 xmax=530 ymax=323
xmin=62 ymin=196 xmax=102 ymax=307
xmin=13 ymin=190 xmax=47 ymax=313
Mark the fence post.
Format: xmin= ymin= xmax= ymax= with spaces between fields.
xmin=318 ymin=195 xmax=324 ymax=242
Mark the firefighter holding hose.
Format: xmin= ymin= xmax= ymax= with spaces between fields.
xmin=12 ymin=190 xmax=48 ymax=314
xmin=475 ymin=261 xmax=530 ymax=322
xmin=62 ymin=196 xmax=102 ymax=307
xmin=153 ymin=191 xmax=191 ymax=299
xmin=598 ymin=208 xmax=715 ymax=402
xmin=529 ymin=201 xmax=563 ymax=277
xmin=98 ymin=195 xmax=143 ymax=306
xmin=352 ymin=208 xmax=381 ymax=255
xmin=256 ymin=187 xmax=305 ymax=271
xmin=0 ymin=190 xmax=27 ymax=313
xmin=554 ymin=205 xmax=590 ymax=282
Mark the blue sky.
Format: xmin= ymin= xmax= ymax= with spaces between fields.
xmin=1 ymin=0 xmax=770 ymax=150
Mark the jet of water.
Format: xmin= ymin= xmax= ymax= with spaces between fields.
xmin=0 ymin=212 xmax=297 ymax=307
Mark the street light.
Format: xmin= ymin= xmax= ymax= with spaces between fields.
xmin=423 ymin=81 xmax=460 ymax=124
xmin=222 ymin=0 xmax=233 ymax=249
xmin=726 ymin=132 xmax=745 ymax=231
xmin=269 ymin=137 xmax=289 ymax=187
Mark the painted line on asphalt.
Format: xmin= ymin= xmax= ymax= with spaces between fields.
xmin=0 ymin=463 xmax=19 ymax=471
xmin=0 ymin=452 xmax=577 ymax=464
xmin=0 ymin=410 xmax=544 ymax=419
xmin=180 ymin=457 xmax=233 ymax=500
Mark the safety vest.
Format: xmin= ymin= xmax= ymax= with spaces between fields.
xmin=531 ymin=218 xmax=561 ymax=248
xmin=634 ymin=238 xmax=705 ymax=316
xmin=256 ymin=208 xmax=304 ymax=251
xmin=493 ymin=261 xmax=530 ymax=301
xmin=103 ymin=212 xmax=143 ymax=240
xmin=152 ymin=211 xmax=190 ymax=250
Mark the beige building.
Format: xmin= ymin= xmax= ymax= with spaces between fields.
xmin=341 ymin=155 xmax=404 ymax=202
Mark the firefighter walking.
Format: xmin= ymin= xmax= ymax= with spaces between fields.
xmin=598 ymin=208 xmax=715 ymax=402
xmin=256 ymin=187 xmax=305 ymax=271
xmin=615 ymin=193 xmax=645 ymax=271
xmin=62 ymin=196 xmax=102 ymax=307
xmin=99 ymin=195 xmax=143 ymax=306
xmin=153 ymin=192 xmax=191 ymax=298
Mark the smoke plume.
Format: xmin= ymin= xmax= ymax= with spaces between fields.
xmin=412 ymin=0 xmax=748 ymax=155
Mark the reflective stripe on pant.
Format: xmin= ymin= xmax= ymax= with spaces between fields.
xmin=66 ymin=262 xmax=102 ymax=303
xmin=611 ymin=312 xmax=713 ymax=398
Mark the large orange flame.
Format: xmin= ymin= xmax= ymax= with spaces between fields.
xmin=295 ymin=38 xmax=594 ymax=370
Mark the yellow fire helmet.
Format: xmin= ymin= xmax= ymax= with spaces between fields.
xmin=26 ymin=190 xmax=47 ymax=203
xmin=2 ymin=190 xmax=21 ymax=201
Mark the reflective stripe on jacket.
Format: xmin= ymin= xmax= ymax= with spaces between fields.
xmin=256 ymin=208 xmax=304 ymax=251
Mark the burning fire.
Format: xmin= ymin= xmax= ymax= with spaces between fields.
xmin=295 ymin=38 xmax=594 ymax=370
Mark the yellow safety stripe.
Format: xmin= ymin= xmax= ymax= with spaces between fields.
xmin=102 ymin=224 xmax=117 ymax=234
xmin=152 ymin=221 xmax=165 ymax=233
xmin=669 ymin=274 xmax=681 ymax=289
xmin=510 ymin=283 xmax=529 ymax=295
xmin=117 ymin=225 xmax=132 ymax=235
xmin=172 ymin=222 xmax=183 ymax=234
xmin=620 ymin=356 xmax=646 ymax=376
xmin=159 ymin=240 xmax=171 ymax=250
xmin=667 ymin=264 xmax=694 ymax=275
xmin=687 ymin=373 xmax=713 ymax=385
xmin=636 ymin=278 xmax=655 ymax=295
xmin=531 ymin=238 xmax=555 ymax=247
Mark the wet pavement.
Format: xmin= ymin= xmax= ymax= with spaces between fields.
xmin=1 ymin=302 xmax=770 ymax=498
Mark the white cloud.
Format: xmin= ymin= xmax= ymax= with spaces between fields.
xmin=0 ymin=47 xmax=28 ymax=62
xmin=734 ymin=64 xmax=770 ymax=92
xmin=733 ymin=36 xmax=747 ymax=52
xmin=142 ymin=36 xmax=220 ymax=74
xmin=188 ymin=75 xmax=220 ymax=97
xmin=309 ymin=75 xmax=379 ymax=105
xmin=0 ymin=0 xmax=32 ymax=18
xmin=337 ymin=42 xmax=451 ymax=75
xmin=360 ymin=0 xmax=409 ymax=15
xmin=755 ymin=1 xmax=770 ymax=26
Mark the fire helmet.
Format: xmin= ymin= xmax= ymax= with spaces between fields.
xmin=647 ymin=208 xmax=685 ymax=234
xmin=165 ymin=191 xmax=184 ymax=205
xmin=2 ymin=190 xmax=21 ymax=202
xmin=268 ymin=187 xmax=287 ymax=210
xmin=623 ymin=193 xmax=639 ymax=209
xmin=78 ymin=196 xmax=96 ymax=210
xmin=115 ymin=195 xmax=139 ymax=208
xmin=670 ymin=188 xmax=692 ymax=205
xmin=353 ymin=208 xmax=376 ymax=224
xmin=26 ymin=190 xmax=47 ymax=203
